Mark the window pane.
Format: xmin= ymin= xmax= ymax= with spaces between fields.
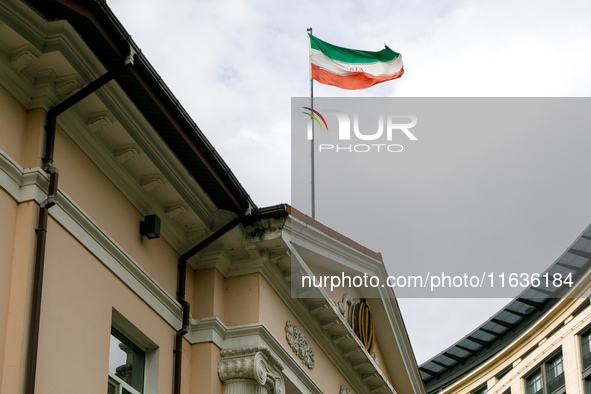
xmin=583 ymin=329 xmax=591 ymax=369
xmin=107 ymin=381 xmax=117 ymax=394
xmin=546 ymin=354 xmax=564 ymax=380
xmin=526 ymin=370 xmax=543 ymax=394
xmin=472 ymin=385 xmax=488 ymax=394
xmin=109 ymin=328 xmax=145 ymax=393
xmin=109 ymin=336 xmax=128 ymax=377
xmin=585 ymin=376 xmax=591 ymax=394
xmin=546 ymin=353 xmax=565 ymax=393
xmin=583 ymin=330 xmax=591 ymax=356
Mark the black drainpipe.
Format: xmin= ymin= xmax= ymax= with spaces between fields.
xmin=25 ymin=54 xmax=134 ymax=394
xmin=173 ymin=211 xmax=252 ymax=394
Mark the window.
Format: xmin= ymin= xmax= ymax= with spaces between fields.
xmin=108 ymin=327 xmax=145 ymax=394
xmin=524 ymin=351 xmax=565 ymax=394
xmin=581 ymin=327 xmax=591 ymax=371
xmin=108 ymin=310 xmax=159 ymax=394
xmin=472 ymin=383 xmax=488 ymax=394
xmin=580 ymin=326 xmax=591 ymax=393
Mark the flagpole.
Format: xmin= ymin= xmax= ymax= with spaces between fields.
xmin=307 ymin=27 xmax=315 ymax=219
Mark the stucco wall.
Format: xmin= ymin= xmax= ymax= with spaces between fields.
xmin=258 ymin=273 xmax=354 ymax=392
xmin=52 ymin=124 xmax=181 ymax=299
xmin=0 ymin=66 xmax=190 ymax=393
xmin=0 ymin=190 xmax=19 ymax=390
xmin=35 ymin=216 xmax=181 ymax=393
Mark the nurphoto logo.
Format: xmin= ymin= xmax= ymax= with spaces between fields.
xmin=303 ymin=107 xmax=418 ymax=153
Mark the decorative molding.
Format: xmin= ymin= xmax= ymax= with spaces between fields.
xmin=340 ymin=386 xmax=352 ymax=394
xmin=86 ymin=111 xmax=113 ymax=132
xmin=219 ymin=346 xmax=284 ymax=394
xmin=140 ymin=174 xmax=164 ymax=192
xmin=188 ymin=318 xmax=323 ymax=394
xmin=9 ymin=47 xmax=37 ymax=71
xmin=338 ymin=293 xmax=361 ymax=328
xmin=165 ymin=202 xmax=187 ymax=219
xmin=285 ymin=321 xmax=315 ymax=369
xmin=114 ymin=144 xmax=140 ymax=163
xmin=54 ymin=74 xmax=80 ymax=97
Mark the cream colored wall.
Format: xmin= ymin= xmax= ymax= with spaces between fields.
xmin=0 ymin=81 xmax=183 ymax=302
xmin=33 ymin=215 xmax=181 ymax=393
xmin=441 ymin=298 xmax=591 ymax=394
xmin=224 ymin=273 xmax=262 ymax=326
xmin=190 ymin=342 xmax=222 ymax=394
xmin=192 ymin=268 xmax=225 ymax=321
xmin=52 ymin=125 xmax=181 ymax=298
xmin=0 ymin=70 xmax=193 ymax=393
xmin=0 ymin=190 xmax=19 ymax=390
xmin=0 ymin=200 xmax=39 ymax=394
xmin=0 ymin=83 xmax=28 ymax=165
xmin=258 ymin=273 xmax=356 ymax=393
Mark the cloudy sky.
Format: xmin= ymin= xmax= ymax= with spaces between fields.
xmin=107 ymin=0 xmax=591 ymax=364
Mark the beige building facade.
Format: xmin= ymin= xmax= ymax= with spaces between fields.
xmin=0 ymin=1 xmax=425 ymax=393
xmin=420 ymin=228 xmax=591 ymax=394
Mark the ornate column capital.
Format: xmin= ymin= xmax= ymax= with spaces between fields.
xmin=218 ymin=346 xmax=284 ymax=394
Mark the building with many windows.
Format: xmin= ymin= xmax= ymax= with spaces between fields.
xmin=0 ymin=1 xmax=425 ymax=393
xmin=420 ymin=225 xmax=591 ymax=394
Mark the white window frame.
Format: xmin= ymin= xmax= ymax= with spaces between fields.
xmin=108 ymin=374 xmax=142 ymax=394
xmin=523 ymin=350 xmax=565 ymax=394
xmin=110 ymin=309 xmax=159 ymax=394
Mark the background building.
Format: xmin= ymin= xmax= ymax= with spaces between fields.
xmin=420 ymin=225 xmax=591 ymax=394
xmin=0 ymin=0 xmax=424 ymax=393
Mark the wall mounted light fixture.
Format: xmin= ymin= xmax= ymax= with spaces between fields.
xmin=140 ymin=214 xmax=161 ymax=239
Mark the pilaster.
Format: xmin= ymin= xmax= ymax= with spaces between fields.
xmin=218 ymin=346 xmax=284 ymax=394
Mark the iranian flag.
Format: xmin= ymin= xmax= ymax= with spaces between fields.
xmin=309 ymin=33 xmax=404 ymax=90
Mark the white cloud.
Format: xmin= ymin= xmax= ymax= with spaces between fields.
xmin=106 ymin=0 xmax=591 ymax=365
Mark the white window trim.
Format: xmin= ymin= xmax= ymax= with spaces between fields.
xmin=109 ymin=374 xmax=142 ymax=394
xmin=111 ymin=309 xmax=159 ymax=394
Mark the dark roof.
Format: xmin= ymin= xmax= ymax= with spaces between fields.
xmin=420 ymin=225 xmax=591 ymax=393
xmin=23 ymin=0 xmax=255 ymax=214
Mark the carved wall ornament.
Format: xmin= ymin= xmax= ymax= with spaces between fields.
xmin=218 ymin=346 xmax=284 ymax=394
xmin=340 ymin=386 xmax=352 ymax=394
xmin=285 ymin=321 xmax=315 ymax=369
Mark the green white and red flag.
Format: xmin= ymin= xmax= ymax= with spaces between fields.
xmin=309 ymin=33 xmax=404 ymax=90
